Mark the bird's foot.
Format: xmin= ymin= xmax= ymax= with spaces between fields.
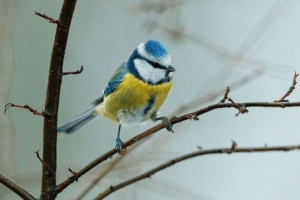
xmin=115 ymin=138 xmax=123 ymax=154
xmin=157 ymin=116 xmax=174 ymax=133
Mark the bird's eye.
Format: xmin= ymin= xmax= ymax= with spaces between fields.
xmin=147 ymin=60 xmax=165 ymax=69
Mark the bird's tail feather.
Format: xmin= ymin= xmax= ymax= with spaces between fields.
xmin=57 ymin=107 xmax=98 ymax=134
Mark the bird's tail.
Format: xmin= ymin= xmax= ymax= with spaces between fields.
xmin=57 ymin=107 xmax=98 ymax=134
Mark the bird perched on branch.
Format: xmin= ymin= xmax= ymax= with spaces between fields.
xmin=57 ymin=40 xmax=175 ymax=153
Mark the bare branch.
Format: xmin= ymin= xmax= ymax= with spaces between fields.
xmin=219 ymin=86 xmax=230 ymax=103
xmin=62 ymin=65 xmax=84 ymax=76
xmin=95 ymin=144 xmax=300 ymax=199
xmin=75 ymin=139 xmax=142 ymax=200
xmin=35 ymin=150 xmax=54 ymax=177
xmin=228 ymin=98 xmax=249 ymax=116
xmin=4 ymin=103 xmax=48 ymax=116
xmin=67 ymin=166 xmax=78 ymax=182
xmin=275 ymin=71 xmax=299 ymax=102
xmin=41 ymin=0 xmax=78 ymax=199
xmin=35 ymin=11 xmax=59 ymax=24
xmin=55 ymin=100 xmax=300 ymax=194
xmin=0 ymin=173 xmax=36 ymax=200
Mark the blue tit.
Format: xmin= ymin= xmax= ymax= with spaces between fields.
xmin=57 ymin=40 xmax=175 ymax=153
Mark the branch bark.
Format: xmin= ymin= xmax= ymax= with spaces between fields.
xmin=0 ymin=173 xmax=36 ymax=200
xmin=55 ymin=100 xmax=300 ymax=194
xmin=41 ymin=1 xmax=77 ymax=199
xmin=96 ymin=144 xmax=300 ymax=199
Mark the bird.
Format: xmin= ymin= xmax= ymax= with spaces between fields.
xmin=57 ymin=40 xmax=175 ymax=153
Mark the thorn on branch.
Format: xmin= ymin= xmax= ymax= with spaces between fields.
xmin=220 ymin=86 xmax=230 ymax=103
xmin=68 ymin=166 xmax=78 ymax=182
xmin=229 ymin=140 xmax=237 ymax=154
xmin=231 ymin=140 xmax=237 ymax=150
xmin=35 ymin=150 xmax=54 ymax=177
xmin=62 ymin=65 xmax=84 ymax=76
xmin=4 ymin=103 xmax=50 ymax=117
xmin=110 ymin=185 xmax=115 ymax=191
xmin=228 ymin=98 xmax=249 ymax=116
xmin=35 ymin=11 xmax=59 ymax=25
xmin=274 ymin=71 xmax=299 ymax=102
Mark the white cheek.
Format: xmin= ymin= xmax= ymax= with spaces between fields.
xmin=134 ymin=59 xmax=166 ymax=84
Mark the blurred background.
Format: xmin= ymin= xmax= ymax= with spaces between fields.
xmin=1 ymin=0 xmax=300 ymax=199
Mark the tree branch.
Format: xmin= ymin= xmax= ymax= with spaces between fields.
xmin=0 ymin=173 xmax=36 ymax=200
xmin=75 ymin=138 xmax=143 ymax=200
xmin=35 ymin=11 xmax=59 ymax=25
xmin=96 ymin=144 xmax=300 ymax=199
xmin=275 ymin=71 xmax=299 ymax=102
xmin=55 ymin=100 xmax=300 ymax=194
xmin=219 ymin=86 xmax=230 ymax=103
xmin=4 ymin=103 xmax=48 ymax=116
xmin=62 ymin=65 xmax=84 ymax=75
xmin=41 ymin=0 xmax=77 ymax=199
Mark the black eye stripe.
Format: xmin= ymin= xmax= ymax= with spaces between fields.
xmin=147 ymin=60 xmax=166 ymax=69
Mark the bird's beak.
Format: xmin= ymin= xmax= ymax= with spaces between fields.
xmin=166 ymin=65 xmax=176 ymax=72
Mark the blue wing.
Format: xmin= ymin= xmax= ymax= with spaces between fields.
xmin=104 ymin=62 xmax=128 ymax=97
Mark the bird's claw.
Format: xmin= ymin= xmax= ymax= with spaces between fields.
xmin=115 ymin=138 xmax=123 ymax=153
xmin=161 ymin=116 xmax=173 ymax=133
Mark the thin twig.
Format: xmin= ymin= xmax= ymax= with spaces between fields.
xmin=62 ymin=65 xmax=84 ymax=75
xmin=231 ymin=140 xmax=237 ymax=150
xmin=170 ymin=71 xmax=260 ymax=117
xmin=55 ymin=100 xmax=300 ymax=194
xmin=95 ymin=144 xmax=300 ymax=199
xmin=229 ymin=140 xmax=238 ymax=154
xmin=0 ymin=173 xmax=36 ymax=200
xmin=219 ymin=86 xmax=230 ymax=103
xmin=35 ymin=150 xmax=54 ymax=177
xmin=67 ymin=166 xmax=78 ymax=182
xmin=228 ymin=98 xmax=249 ymax=116
xmin=275 ymin=71 xmax=299 ymax=102
xmin=4 ymin=103 xmax=48 ymax=116
xmin=35 ymin=11 xmax=59 ymax=24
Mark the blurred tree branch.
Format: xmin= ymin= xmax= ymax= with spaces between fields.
xmin=0 ymin=0 xmax=17 ymax=188
xmin=56 ymin=97 xmax=300 ymax=195
xmin=96 ymin=144 xmax=300 ymax=199
xmin=0 ymin=173 xmax=35 ymax=200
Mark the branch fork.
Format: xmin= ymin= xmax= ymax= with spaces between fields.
xmin=228 ymin=98 xmax=249 ymax=116
xmin=68 ymin=166 xmax=78 ymax=182
xmin=275 ymin=71 xmax=299 ymax=102
xmin=35 ymin=150 xmax=54 ymax=177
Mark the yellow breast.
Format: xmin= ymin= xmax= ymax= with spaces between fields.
xmin=94 ymin=73 xmax=172 ymax=124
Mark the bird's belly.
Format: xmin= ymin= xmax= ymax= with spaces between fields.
xmin=93 ymin=74 xmax=172 ymax=124
xmin=117 ymin=106 xmax=153 ymax=125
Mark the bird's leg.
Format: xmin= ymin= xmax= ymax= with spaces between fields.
xmin=115 ymin=124 xmax=123 ymax=153
xmin=152 ymin=114 xmax=174 ymax=133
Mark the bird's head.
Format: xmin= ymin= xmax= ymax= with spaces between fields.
xmin=127 ymin=40 xmax=175 ymax=85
